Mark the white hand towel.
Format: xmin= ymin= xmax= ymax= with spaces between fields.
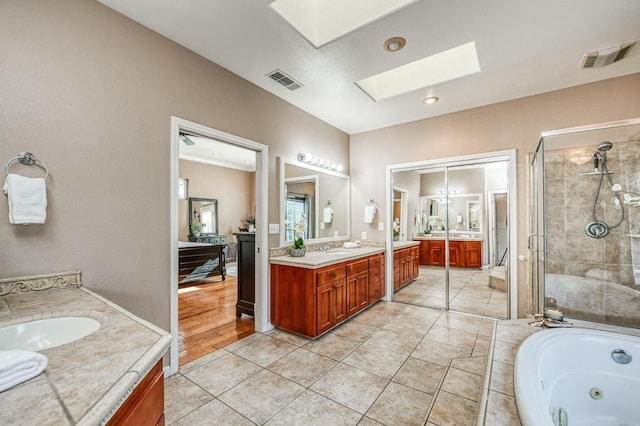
xmin=323 ymin=206 xmax=333 ymax=223
xmin=0 ymin=350 xmax=48 ymax=392
xmin=2 ymin=174 xmax=47 ymax=224
xmin=364 ymin=205 xmax=376 ymax=224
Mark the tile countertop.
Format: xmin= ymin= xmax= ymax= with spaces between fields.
xmin=0 ymin=271 xmax=171 ymax=425
xmin=270 ymin=246 xmax=385 ymax=269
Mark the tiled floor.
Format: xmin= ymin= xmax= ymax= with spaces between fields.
xmin=165 ymin=302 xmax=496 ymax=425
xmin=395 ymin=266 xmax=508 ymax=319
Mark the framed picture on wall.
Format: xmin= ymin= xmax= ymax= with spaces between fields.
xmin=178 ymin=178 xmax=188 ymax=200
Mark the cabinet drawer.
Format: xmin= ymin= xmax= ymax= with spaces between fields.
xmin=369 ymin=266 xmax=383 ymax=283
xmin=368 ymin=255 xmax=384 ymax=269
xmin=316 ymin=265 xmax=346 ymax=286
xmin=347 ymin=259 xmax=369 ymax=275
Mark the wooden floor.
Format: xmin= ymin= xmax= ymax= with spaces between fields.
xmin=178 ymin=271 xmax=255 ymax=366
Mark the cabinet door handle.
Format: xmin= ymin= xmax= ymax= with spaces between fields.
xmin=329 ymin=272 xmax=336 ymax=278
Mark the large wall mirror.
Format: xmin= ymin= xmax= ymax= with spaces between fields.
xmin=279 ymin=157 xmax=350 ymax=245
xmin=189 ymin=197 xmax=219 ymax=235
xmin=420 ymin=193 xmax=483 ymax=235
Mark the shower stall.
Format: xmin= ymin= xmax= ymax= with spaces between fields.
xmin=529 ymin=118 xmax=640 ymax=328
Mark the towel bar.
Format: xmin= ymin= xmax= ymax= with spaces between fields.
xmin=5 ymin=152 xmax=49 ymax=180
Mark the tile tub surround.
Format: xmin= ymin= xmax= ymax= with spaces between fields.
xmin=480 ymin=318 xmax=640 ymax=426
xmin=165 ymin=302 xmax=496 ymax=425
xmin=0 ymin=271 xmax=172 ymax=425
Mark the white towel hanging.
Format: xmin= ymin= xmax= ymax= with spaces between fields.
xmin=3 ymin=174 xmax=47 ymax=224
xmin=364 ymin=205 xmax=376 ymax=224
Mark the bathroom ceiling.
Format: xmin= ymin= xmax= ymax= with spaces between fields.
xmin=97 ymin=0 xmax=640 ymax=135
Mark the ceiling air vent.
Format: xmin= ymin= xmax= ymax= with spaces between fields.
xmin=580 ymin=41 xmax=636 ymax=69
xmin=266 ymin=69 xmax=303 ymax=91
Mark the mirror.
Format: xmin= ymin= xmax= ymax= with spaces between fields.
xmin=189 ymin=197 xmax=219 ymax=236
xmin=279 ymin=157 xmax=350 ymax=245
xmin=420 ymin=193 xmax=482 ymax=234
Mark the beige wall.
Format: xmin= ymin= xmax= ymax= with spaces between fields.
xmin=0 ymin=0 xmax=349 ymax=332
xmin=350 ymin=72 xmax=640 ymax=317
xmin=178 ymin=160 xmax=254 ymax=241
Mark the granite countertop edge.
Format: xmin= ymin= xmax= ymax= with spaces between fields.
xmin=78 ymin=287 xmax=171 ymax=425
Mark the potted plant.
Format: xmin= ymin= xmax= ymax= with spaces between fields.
xmin=393 ymin=218 xmax=400 ymax=241
xmin=190 ymin=223 xmax=202 ymax=238
xmin=245 ymin=216 xmax=256 ymax=232
xmin=289 ymin=236 xmax=306 ymax=257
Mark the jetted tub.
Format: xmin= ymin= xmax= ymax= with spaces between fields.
xmin=514 ymin=328 xmax=640 ymax=426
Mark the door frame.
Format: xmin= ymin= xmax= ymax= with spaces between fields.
xmin=385 ymin=149 xmax=517 ymax=319
xmin=393 ymin=186 xmax=409 ymax=241
xmin=169 ymin=117 xmax=270 ymax=376
xmin=488 ymin=190 xmax=508 ymax=268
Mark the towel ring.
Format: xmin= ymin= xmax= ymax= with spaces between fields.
xmin=5 ymin=152 xmax=49 ymax=180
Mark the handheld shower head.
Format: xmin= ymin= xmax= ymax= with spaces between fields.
xmin=598 ymin=141 xmax=613 ymax=152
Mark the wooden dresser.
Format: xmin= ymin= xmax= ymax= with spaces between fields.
xmin=234 ymin=232 xmax=255 ymax=317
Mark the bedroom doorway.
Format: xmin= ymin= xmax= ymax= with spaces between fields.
xmin=168 ymin=117 xmax=270 ymax=375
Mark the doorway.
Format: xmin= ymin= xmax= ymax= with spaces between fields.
xmin=386 ymin=150 xmax=517 ymax=319
xmin=169 ymin=117 xmax=269 ymax=375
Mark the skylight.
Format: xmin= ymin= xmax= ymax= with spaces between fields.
xmin=270 ymin=0 xmax=418 ymax=48
xmin=356 ymin=42 xmax=481 ymax=101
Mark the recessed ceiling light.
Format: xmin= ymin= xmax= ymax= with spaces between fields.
xmin=355 ymin=41 xmax=481 ymax=101
xmin=423 ymin=96 xmax=439 ymax=105
xmin=384 ymin=37 xmax=406 ymax=52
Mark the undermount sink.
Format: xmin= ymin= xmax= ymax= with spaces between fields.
xmin=0 ymin=316 xmax=101 ymax=351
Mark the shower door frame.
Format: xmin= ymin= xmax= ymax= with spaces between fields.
xmin=532 ymin=117 xmax=640 ymax=316
xmin=385 ymin=149 xmax=518 ymax=319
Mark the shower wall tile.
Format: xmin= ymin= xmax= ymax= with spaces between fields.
xmin=564 ymin=261 xmax=604 ymax=279
xmin=565 ymin=205 xmax=601 ymax=232
xmin=544 ymin=141 xmax=640 ymax=329
xmin=545 ymin=208 xmax=565 ymax=235
xmin=544 ymin=179 xmax=565 ymax=207
xmin=565 ymin=234 xmax=604 ymax=263
xmin=543 ymin=150 xmax=565 ymax=180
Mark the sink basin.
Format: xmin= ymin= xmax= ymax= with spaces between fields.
xmin=0 ymin=316 xmax=101 ymax=351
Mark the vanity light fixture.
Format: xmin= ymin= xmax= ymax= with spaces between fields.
xmin=436 ymin=189 xmax=461 ymax=195
xmin=384 ymin=37 xmax=406 ymax=52
xmin=298 ymin=153 xmax=343 ymax=172
xmin=423 ymin=96 xmax=439 ymax=105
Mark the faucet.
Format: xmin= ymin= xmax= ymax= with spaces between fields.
xmin=319 ymin=244 xmax=331 ymax=253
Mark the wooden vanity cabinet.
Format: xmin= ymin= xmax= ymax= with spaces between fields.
xmin=346 ymin=259 xmax=369 ymax=317
xmin=271 ymin=253 xmax=383 ymax=338
xmin=393 ymin=246 xmax=419 ymax=290
xmin=107 ymin=359 xmax=165 ymax=426
xmin=368 ymin=253 xmax=385 ymax=302
xmin=416 ymin=239 xmax=482 ymax=268
xmin=316 ymin=265 xmax=347 ymax=335
xmin=464 ymin=240 xmax=482 ymax=268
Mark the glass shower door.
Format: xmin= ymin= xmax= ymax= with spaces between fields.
xmin=528 ymin=140 xmax=545 ymax=315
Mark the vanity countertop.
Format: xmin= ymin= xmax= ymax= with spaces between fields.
xmin=392 ymin=241 xmax=421 ymax=249
xmin=0 ymin=272 xmax=171 ymax=425
xmin=270 ymin=246 xmax=385 ymax=269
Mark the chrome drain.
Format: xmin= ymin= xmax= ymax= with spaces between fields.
xmin=612 ymin=349 xmax=632 ymax=364
xmin=585 ymin=221 xmax=609 ymax=238
xmin=590 ymin=387 xmax=603 ymax=400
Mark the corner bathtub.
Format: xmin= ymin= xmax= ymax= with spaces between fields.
xmin=514 ymin=328 xmax=640 ymax=426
